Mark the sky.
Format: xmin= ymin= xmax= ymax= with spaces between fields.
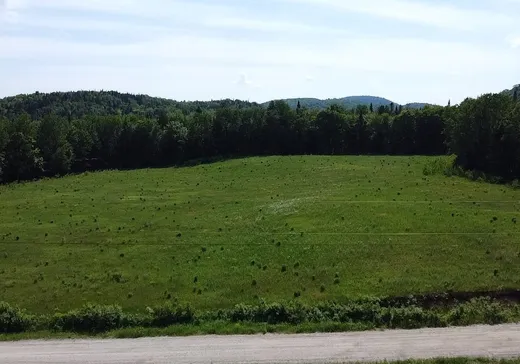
xmin=0 ymin=0 xmax=519 ymax=105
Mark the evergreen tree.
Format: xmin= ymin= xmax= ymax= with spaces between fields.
xmin=37 ymin=114 xmax=74 ymax=175
xmin=0 ymin=118 xmax=7 ymax=180
xmin=514 ymin=89 xmax=518 ymax=103
xmin=3 ymin=113 xmax=43 ymax=180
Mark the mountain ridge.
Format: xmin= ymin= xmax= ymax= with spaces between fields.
xmin=263 ymin=96 xmax=432 ymax=110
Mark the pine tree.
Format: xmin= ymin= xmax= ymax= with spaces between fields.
xmin=369 ymin=103 xmax=373 ymax=113
xmin=297 ymin=100 xmax=301 ymax=110
xmin=448 ymin=99 xmax=451 ymax=107
xmin=514 ymin=89 xmax=518 ymax=103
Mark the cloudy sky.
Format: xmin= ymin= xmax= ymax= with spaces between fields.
xmin=0 ymin=0 xmax=519 ymax=104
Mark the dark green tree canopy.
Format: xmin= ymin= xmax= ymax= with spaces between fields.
xmin=0 ymin=87 xmax=519 ymax=182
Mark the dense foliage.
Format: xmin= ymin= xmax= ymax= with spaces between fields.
xmin=0 ymin=89 xmax=519 ymax=182
xmin=1 ymin=297 xmax=519 ymax=334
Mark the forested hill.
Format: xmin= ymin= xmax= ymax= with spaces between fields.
xmin=1 ymin=85 xmax=519 ymax=184
xmin=504 ymin=84 xmax=519 ymax=98
xmin=0 ymin=91 xmax=432 ymax=120
xmin=263 ymin=96 xmax=433 ymax=110
xmin=265 ymin=96 xmax=394 ymax=110
xmin=0 ymin=91 xmax=258 ymax=120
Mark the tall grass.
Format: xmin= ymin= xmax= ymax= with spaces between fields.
xmin=2 ymin=298 xmax=519 ymax=336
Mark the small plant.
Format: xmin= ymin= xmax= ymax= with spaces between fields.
xmin=281 ymin=265 xmax=287 ymax=273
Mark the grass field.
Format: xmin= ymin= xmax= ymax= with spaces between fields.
xmin=1 ymin=156 xmax=520 ymax=313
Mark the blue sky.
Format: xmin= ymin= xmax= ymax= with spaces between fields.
xmin=0 ymin=0 xmax=519 ymax=105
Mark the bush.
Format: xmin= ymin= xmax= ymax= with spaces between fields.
xmin=423 ymin=155 xmax=456 ymax=176
xmin=382 ymin=306 xmax=446 ymax=329
xmin=0 ymin=301 xmax=35 ymax=333
xmin=51 ymin=304 xmax=132 ymax=333
xmin=3 ymin=296 xmax=520 ymax=335
xmin=446 ymin=298 xmax=510 ymax=326
xmin=150 ymin=303 xmax=195 ymax=327
xmin=227 ymin=301 xmax=309 ymax=324
xmin=261 ymin=302 xmax=308 ymax=324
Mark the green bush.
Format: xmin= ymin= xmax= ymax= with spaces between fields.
xmin=446 ymin=298 xmax=511 ymax=326
xmin=0 ymin=301 xmax=35 ymax=333
xmin=382 ymin=306 xmax=446 ymax=329
xmin=423 ymin=155 xmax=456 ymax=176
xmin=150 ymin=303 xmax=195 ymax=327
xmin=2 ymin=296 xmax=519 ymax=335
xmin=51 ymin=304 xmax=132 ymax=333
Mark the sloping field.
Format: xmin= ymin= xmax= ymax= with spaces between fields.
xmin=1 ymin=156 xmax=520 ymax=313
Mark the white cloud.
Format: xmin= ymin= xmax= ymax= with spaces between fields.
xmin=507 ymin=35 xmax=520 ymax=48
xmin=0 ymin=34 xmax=515 ymax=76
xmin=0 ymin=0 xmax=519 ymax=105
xmin=0 ymin=0 xmax=350 ymax=40
xmin=236 ymin=73 xmax=252 ymax=87
xmin=205 ymin=17 xmax=348 ymax=35
xmin=0 ymin=0 xmax=25 ymax=24
xmin=14 ymin=0 xmax=238 ymax=20
xmin=285 ymin=0 xmax=514 ymax=31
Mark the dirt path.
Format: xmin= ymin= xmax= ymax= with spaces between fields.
xmin=1 ymin=324 xmax=520 ymax=364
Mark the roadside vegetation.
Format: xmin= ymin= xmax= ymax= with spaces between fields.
xmin=2 ymin=296 xmax=520 ymax=339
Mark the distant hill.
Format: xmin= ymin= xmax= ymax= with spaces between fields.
xmin=503 ymin=84 xmax=519 ymax=97
xmin=404 ymin=103 xmax=432 ymax=109
xmin=265 ymin=96 xmax=434 ymax=110
xmin=0 ymin=91 xmax=439 ymax=121
xmin=265 ymin=96 xmax=395 ymax=110
xmin=0 ymin=91 xmax=258 ymax=120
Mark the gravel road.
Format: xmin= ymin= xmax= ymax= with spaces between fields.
xmin=1 ymin=324 xmax=520 ymax=364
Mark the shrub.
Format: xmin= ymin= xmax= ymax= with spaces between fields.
xmin=261 ymin=302 xmax=308 ymax=324
xmin=51 ymin=304 xmax=131 ymax=333
xmin=0 ymin=302 xmax=35 ymax=333
xmin=423 ymin=155 xmax=456 ymax=176
xmin=446 ymin=298 xmax=510 ymax=326
xmin=382 ymin=306 xmax=446 ymax=329
xmin=150 ymin=303 xmax=195 ymax=327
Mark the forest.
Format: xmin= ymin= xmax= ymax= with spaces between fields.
xmin=0 ymin=87 xmax=519 ymax=183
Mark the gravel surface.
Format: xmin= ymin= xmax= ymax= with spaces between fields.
xmin=1 ymin=324 xmax=520 ymax=364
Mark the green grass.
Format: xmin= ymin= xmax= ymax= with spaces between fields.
xmin=0 ymin=321 xmax=372 ymax=341
xmin=352 ymin=360 xmax=518 ymax=364
xmin=1 ymin=156 xmax=520 ymax=313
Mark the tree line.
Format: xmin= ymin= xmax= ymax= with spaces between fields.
xmin=0 ymin=90 xmax=519 ymax=183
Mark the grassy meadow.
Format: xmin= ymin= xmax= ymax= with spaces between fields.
xmin=1 ymin=156 xmax=520 ymax=313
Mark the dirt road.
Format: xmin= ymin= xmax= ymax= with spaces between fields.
xmin=2 ymin=324 xmax=520 ymax=364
